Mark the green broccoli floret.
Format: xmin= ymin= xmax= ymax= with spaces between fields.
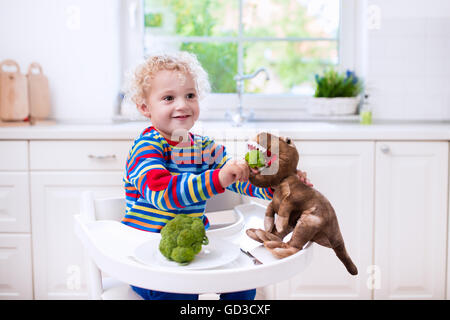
xmin=159 ymin=214 xmax=209 ymax=265
xmin=245 ymin=149 xmax=266 ymax=168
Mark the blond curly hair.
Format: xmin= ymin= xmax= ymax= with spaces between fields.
xmin=125 ymin=51 xmax=211 ymax=106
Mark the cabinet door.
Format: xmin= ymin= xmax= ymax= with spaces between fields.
xmin=275 ymin=141 xmax=375 ymax=299
xmin=30 ymin=172 xmax=123 ymax=300
xmin=0 ymin=234 xmax=33 ymax=299
xmin=374 ymin=142 xmax=448 ymax=299
xmin=0 ymin=173 xmax=30 ymax=232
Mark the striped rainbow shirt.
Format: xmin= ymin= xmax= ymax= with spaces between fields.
xmin=121 ymin=126 xmax=274 ymax=232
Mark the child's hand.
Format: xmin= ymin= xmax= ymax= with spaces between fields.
xmin=297 ymin=169 xmax=313 ymax=187
xmin=218 ymin=159 xmax=250 ymax=188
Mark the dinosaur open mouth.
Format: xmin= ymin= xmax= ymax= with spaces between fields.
xmin=247 ymin=140 xmax=278 ymax=173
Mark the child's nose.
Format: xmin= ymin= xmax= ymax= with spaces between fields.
xmin=175 ymin=98 xmax=189 ymax=110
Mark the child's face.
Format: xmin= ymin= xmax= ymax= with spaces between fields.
xmin=139 ymin=69 xmax=200 ymax=140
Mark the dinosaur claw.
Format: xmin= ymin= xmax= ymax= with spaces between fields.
xmin=264 ymin=241 xmax=300 ymax=258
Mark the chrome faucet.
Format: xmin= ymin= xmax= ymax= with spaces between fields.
xmin=225 ymin=67 xmax=270 ymax=127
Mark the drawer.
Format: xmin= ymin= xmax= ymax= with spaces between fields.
xmin=0 ymin=234 xmax=33 ymax=299
xmin=30 ymin=141 xmax=131 ymax=170
xmin=0 ymin=141 xmax=28 ymax=170
xmin=0 ymin=173 xmax=30 ymax=232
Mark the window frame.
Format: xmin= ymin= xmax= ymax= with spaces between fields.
xmin=119 ymin=0 xmax=366 ymax=121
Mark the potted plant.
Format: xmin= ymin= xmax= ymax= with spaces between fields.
xmin=307 ymin=69 xmax=364 ymax=116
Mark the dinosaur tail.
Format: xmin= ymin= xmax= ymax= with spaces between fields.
xmin=332 ymin=243 xmax=358 ymax=275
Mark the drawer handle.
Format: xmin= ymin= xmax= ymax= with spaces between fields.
xmin=88 ymin=154 xmax=117 ymax=160
xmin=380 ymin=145 xmax=390 ymax=154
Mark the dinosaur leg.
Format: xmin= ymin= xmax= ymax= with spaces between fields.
xmin=246 ymin=202 xmax=293 ymax=243
xmin=246 ymin=202 xmax=278 ymax=243
xmin=274 ymin=180 xmax=292 ymax=233
xmin=264 ymin=202 xmax=275 ymax=232
xmin=275 ymin=201 xmax=294 ymax=233
xmin=265 ymin=207 xmax=320 ymax=258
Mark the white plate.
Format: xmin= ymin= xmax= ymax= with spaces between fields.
xmin=133 ymin=237 xmax=240 ymax=270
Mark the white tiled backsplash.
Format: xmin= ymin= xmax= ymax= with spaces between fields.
xmin=367 ymin=0 xmax=450 ymax=120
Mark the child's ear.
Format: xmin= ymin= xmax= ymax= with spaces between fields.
xmin=138 ymin=103 xmax=151 ymax=118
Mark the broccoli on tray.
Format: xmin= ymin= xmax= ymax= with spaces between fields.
xmin=159 ymin=214 xmax=209 ymax=265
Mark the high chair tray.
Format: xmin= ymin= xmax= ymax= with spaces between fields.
xmin=74 ymin=202 xmax=313 ymax=294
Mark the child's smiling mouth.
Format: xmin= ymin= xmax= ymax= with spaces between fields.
xmin=173 ymin=115 xmax=191 ymax=119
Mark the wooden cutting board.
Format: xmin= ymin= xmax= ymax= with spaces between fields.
xmin=0 ymin=60 xmax=29 ymax=121
xmin=27 ymin=62 xmax=51 ymax=121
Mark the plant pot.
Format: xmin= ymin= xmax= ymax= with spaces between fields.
xmin=307 ymin=96 xmax=361 ymax=116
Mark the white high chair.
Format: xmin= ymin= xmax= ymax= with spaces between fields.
xmin=79 ymin=190 xmax=245 ymax=300
xmin=80 ymin=191 xmax=140 ymax=300
xmin=77 ymin=191 xmax=313 ymax=300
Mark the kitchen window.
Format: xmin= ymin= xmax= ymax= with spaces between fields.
xmin=119 ymin=0 xmax=365 ymax=121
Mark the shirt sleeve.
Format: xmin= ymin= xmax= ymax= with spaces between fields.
xmin=126 ymin=138 xmax=225 ymax=211
xmin=206 ymin=138 xmax=274 ymax=201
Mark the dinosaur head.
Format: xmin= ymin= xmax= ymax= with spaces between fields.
xmin=246 ymin=132 xmax=299 ymax=188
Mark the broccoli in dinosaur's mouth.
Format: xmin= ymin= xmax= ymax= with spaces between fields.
xmin=245 ymin=140 xmax=278 ymax=172
xmin=245 ymin=149 xmax=266 ymax=168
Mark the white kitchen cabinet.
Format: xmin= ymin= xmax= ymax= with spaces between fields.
xmin=30 ymin=172 xmax=123 ymax=299
xmin=0 ymin=173 xmax=30 ymax=232
xmin=0 ymin=141 xmax=33 ymax=300
xmin=30 ymin=141 xmax=130 ymax=171
xmin=271 ymin=141 xmax=375 ymax=300
xmin=29 ymin=140 xmax=130 ymax=299
xmin=1 ymin=133 xmax=449 ymax=300
xmin=0 ymin=234 xmax=33 ymax=299
xmin=374 ymin=142 xmax=448 ymax=299
xmin=0 ymin=143 xmax=30 ymax=233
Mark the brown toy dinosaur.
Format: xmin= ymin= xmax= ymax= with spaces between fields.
xmin=245 ymin=132 xmax=358 ymax=275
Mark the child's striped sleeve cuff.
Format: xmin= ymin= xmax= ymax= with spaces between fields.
xmin=212 ymin=169 xmax=225 ymax=194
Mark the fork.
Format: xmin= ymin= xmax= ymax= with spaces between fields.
xmin=240 ymin=248 xmax=263 ymax=265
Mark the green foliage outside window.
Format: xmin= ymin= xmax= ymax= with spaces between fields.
xmin=145 ymin=13 xmax=163 ymax=27
xmin=150 ymin=0 xmax=238 ymax=93
xmin=180 ymin=42 xmax=237 ymax=93
xmin=144 ymin=0 xmax=339 ymax=94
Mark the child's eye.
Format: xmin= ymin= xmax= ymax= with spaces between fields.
xmin=186 ymin=93 xmax=196 ymax=99
xmin=163 ymin=96 xmax=174 ymax=102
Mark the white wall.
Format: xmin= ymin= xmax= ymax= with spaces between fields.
xmin=0 ymin=0 xmax=121 ymax=122
xmin=367 ymin=0 xmax=450 ymax=120
xmin=1 ymin=0 xmax=449 ymax=122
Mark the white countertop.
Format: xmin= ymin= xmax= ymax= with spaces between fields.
xmin=0 ymin=120 xmax=449 ymax=141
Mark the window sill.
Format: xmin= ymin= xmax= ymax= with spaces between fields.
xmin=117 ymin=93 xmax=361 ymax=123
xmin=112 ymin=113 xmax=360 ymax=124
xmin=198 ymin=112 xmax=360 ymax=122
